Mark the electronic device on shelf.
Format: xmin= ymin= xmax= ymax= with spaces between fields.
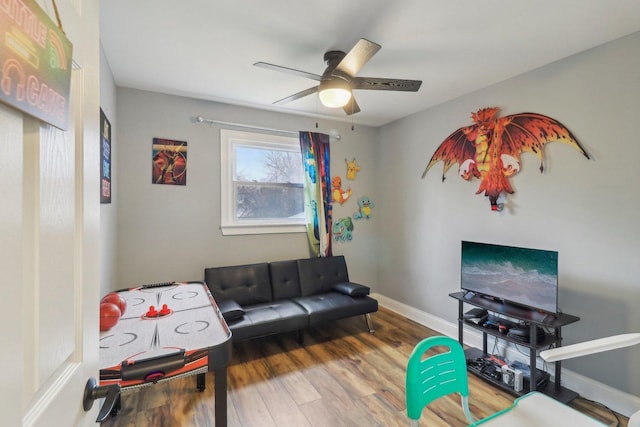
xmin=464 ymin=308 xmax=489 ymax=325
xmin=460 ymin=241 xmax=559 ymax=316
xmin=463 ymin=308 xmax=488 ymax=320
xmin=511 ymin=360 xmax=550 ymax=390
xmin=502 ymin=365 xmax=524 ymax=392
xmin=506 ymin=326 xmax=529 ymax=337
xmin=507 ymin=325 xmax=547 ymax=344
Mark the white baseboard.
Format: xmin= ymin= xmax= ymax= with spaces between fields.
xmin=372 ymin=292 xmax=640 ymax=418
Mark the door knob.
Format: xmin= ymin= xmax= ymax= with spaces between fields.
xmin=82 ymin=377 xmax=121 ymax=423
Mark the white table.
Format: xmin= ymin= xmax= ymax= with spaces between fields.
xmin=470 ymin=391 xmax=607 ymax=426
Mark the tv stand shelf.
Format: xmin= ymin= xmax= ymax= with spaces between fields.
xmin=450 ymin=291 xmax=580 ymax=403
xmin=461 ymin=318 xmax=559 ymax=349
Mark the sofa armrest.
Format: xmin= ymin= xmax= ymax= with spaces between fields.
xmin=217 ymin=299 xmax=245 ymax=322
xmin=332 ymin=282 xmax=370 ymax=297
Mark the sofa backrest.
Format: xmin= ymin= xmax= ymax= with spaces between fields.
xmin=297 ymin=255 xmax=349 ymax=296
xmin=204 ymin=263 xmax=272 ymax=305
xmin=269 ymin=260 xmax=302 ymax=300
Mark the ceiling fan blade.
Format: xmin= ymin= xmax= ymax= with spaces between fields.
xmin=273 ymin=86 xmax=319 ymax=105
xmin=353 ymin=77 xmax=422 ymax=92
xmin=254 ymin=62 xmax=322 ymax=82
xmin=343 ymin=96 xmax=361 ymax=115
xmin=334 ymin=39 xmax=381 ymax=76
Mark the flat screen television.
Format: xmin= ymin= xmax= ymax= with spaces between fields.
xmin=461 ymin=241 xmax=559 ymax=314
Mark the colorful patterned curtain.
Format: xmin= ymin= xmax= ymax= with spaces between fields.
xmin=299 ymin=131 xmax=332 ymax=257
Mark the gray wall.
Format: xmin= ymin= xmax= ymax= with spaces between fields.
xmin=115 ymin=88 xmax=380 ymax=289
xmin=377 ymin=32 xmax=640 ymax=395
xmin=99 ymin=45 xmax=118 ymax=297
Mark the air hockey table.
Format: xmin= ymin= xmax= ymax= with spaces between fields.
xmin=99 ymin=281 xmax=232 ymax=425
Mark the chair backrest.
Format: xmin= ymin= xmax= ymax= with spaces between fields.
xmin=406 ymin=335 xmax=471 ymax=421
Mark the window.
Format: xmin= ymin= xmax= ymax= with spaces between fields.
xmin=220 ymin=129 xmax=305 ymax=235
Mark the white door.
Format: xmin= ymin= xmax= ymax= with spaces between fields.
xmin=0 ymin=1 xmax=101 ymax=425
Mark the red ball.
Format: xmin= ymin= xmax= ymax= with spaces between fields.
xmin=101 ymin=292 xmax=126 ymax=314
xmin=100 ymin=302 xmax=121 ymax=331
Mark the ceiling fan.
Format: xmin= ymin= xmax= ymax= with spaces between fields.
xmin=254 ymin=38 xmax=422 ymax=115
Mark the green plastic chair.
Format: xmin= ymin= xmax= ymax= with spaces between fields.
xmin=406 ymin=336 xmax=475 ymax=426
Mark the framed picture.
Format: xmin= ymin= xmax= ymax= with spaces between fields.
xmin=152 ymin=138 xmax=187 ymax=185
xmin=100 ymin=109 xmax=112 ymax=203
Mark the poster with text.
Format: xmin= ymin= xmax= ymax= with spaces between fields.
xmin=100 ymin=109 xmax=111 ymax=203
xmin=152 ymin=138 xmax=187 ymax=185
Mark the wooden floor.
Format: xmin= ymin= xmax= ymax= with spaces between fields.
xmin=102 ymin=307 xmax=628 ymax=426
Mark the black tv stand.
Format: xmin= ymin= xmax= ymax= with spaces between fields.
xmin=450 ymin=291 xmax=580 ymax=403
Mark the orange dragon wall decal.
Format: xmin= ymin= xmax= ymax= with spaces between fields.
xmin=422 ymin=107 xmax=589 ymax=211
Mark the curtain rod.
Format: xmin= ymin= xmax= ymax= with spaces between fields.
xmin=194 ymin=115 xmax=341 ymax=140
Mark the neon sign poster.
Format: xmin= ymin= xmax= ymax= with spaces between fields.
xmin=0 ymin=0 xmax=73 ymax=130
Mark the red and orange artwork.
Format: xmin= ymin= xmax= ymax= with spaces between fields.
xmin=152 ymin=138 xmax=187 ymax=185
xmin=422 ymin=107 xmax=589 ymax=210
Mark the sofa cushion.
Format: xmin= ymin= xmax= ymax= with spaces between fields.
xmin=269 ymin=260 xmax=302 ymax=300
xmin=332 ymin=282 xmax=370 ymax=297
xmin=225 ymin=300 xmax=309 ymax=342
xmin=297 ymin=256 xmax=350 ymax=296
xmin=293 ymin=292 xmax=379 ymax=326
xmin=205 ymin=263 xmax=272 ymax=306
xmin=216 ymin=299 xmax=245 ymax=322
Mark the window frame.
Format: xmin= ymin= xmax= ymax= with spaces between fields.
xmin=220 ymin=128 xmax=306 ymax=235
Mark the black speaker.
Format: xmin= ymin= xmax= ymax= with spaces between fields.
xmin=507 ymin=326 xmax=546 ymax=343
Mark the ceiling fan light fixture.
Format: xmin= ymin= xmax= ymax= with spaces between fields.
xmin=319 ymin=88 xmax=351 ymax=108
xmin=318 ymin=78 xmax=351 ymax=108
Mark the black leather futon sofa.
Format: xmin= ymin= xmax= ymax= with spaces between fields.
xmin=204 ymin=255 xmax=378 ymax=342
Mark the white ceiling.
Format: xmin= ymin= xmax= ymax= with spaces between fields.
xmin=100 ymin=0 xmax=640 ymax=127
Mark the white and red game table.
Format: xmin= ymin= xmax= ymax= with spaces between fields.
xmin=99 ymin=282 xmax=232 ymax=425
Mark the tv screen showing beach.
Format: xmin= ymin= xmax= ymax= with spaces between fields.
xmin=461 ymin=241 xmax=558 ymax=314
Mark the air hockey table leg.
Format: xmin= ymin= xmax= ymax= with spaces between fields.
xmin=196 ymin=372 xmax=206 ymax=391
xmin=214 ymin=366 xmax=228 ymax=427
xmin=110 ymin=393 xmax=121 ymax=417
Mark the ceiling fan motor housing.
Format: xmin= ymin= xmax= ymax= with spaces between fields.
xmin=324 ymin=50 xmax=346 ymax=63
xmin=322 ymin=51 xmax=350 ymax=81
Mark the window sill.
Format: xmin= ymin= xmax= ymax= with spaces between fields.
xmin=220 ymin=223 xmax=307 ymax=236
